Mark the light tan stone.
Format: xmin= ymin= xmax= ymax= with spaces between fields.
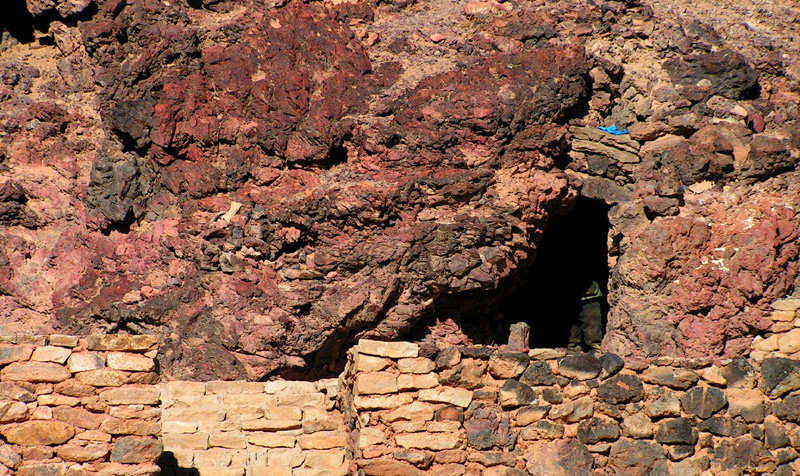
xmin=87 ymin=335 xmax=158 ymax=352
xmin=209 ymin=432 xmax=247 ymax=449
xmin=241 ymin=419 xmax=302 ymax=431
xmin=99 ymin=417 xmax=160 ymax=436
xmin=354 ymin=394 xmax=412 ymax=410
xmin=76 ymin=368 xmax=128 ymax=387
xmin=774 ymin=322 xmax=795 ymax=333
xmin=358 ymin=339 xmax=419 ymax=358
xmin=163 ymin=408 xmax=226 ymax=422
xmin=391 ymin=420 xmax=427 ymax=433
xmin=1 ymin=361 xmax=71 ymax=383
xmin=267 ymin=448 xmax=305 ymax=467
xmin=355 ymin=372 xmax=398 ymax=395
xmin=779 ymin=329 xmax=800 ymax=354
xmin=109 ymin=405 xmax=161 ymax=420
xmin=621 ymin=411 xmax=653 ymax=438
xmin=56 ymin=443 xmax=110 ymax=462
xmin=0 ymin=401 xmax=28 ymax=422
xmin=303 ymin=449 xmax=345 ymax=469
xmin=395 ymin=432 xmax=461 ymax=450
xmin=1 ymin=420 xmax=74 ymax=445
xmin=247 ymin=433 xmax=297 ymax=448
xmin=382 ymin=402 xmax=436 ymax=423
xmin=161 ymin=381 xmax=206 ymax=399
xmin=192 ymin=448 xmax=232 ymax=467
xmin=0 ymin=344 xmax=33 ymax=365
xmin=358 ymin=427 xmax=388 ymax=448
xmin=419 ymin=387 xmax=473 ymax=407
xmin=31 ymin=346 xmax=72 ymax=364
xmin=162 ymin=421 xmax=198 ymax=434
xmin=263 ymin=381 xmax=317 ymax=395
xmin=773 ymin=310 xmax=797 ymax=322
xmin=516 ymin=405 xmax=551 ymax=426
xmin=224 ymin=406 xmax=264 ymax=421
xmin=30 ymin=406 xmax=52 ymax=420
xmin=48 ymin=335 xmax=79 ymax=348
xmin=549 ymin=396 xmax=594 ymax=423
xmin=773 ymin=299 xmax=800 ymax=311
xmin=397 ymin=373 xmax=439 ymax=391
xmin=355 ymin=354 xmax=392 ymax=372
xmin=727 ymin=388 xmax=766 ymax=422
xmin=397 ymin=357 xmax=435 ymax=374
xmin=75 ymin=430 xmax=112 ymax=442
xmin=38 ymin=394 xmax=80 ymax=406
xmin=106 ymin=352 xmax=155 ymax=372
xmin=428 ymin=421 xmax=461 ymax=432
xmin=297 ymin=431 xmax=347 ymax=450
xmin=252 ymin=468 xmax=291 ymax=476
xmin=193 ymin=466 xmax=244 ymax=476
xmin=100 ymin=386 xmax=161 ymax=405
xmin=67 ymin=352 xmax=106 ymax=372
xmin=205 ymin=381 xmax=266 ymax=395
xmin=701 ymin=366 xmax=726 ymax=386
xmin=15 ymin=335 xmax=46 ymax=345
xmin=528 ymin=348 xmax=566 ymax=360
xmin=294 ymin=468 xmax=347 ymax=476
xmin=754 ymin=335 xmax=780 ymax=352
xmin=276 ymin=393 xmax=325 ymax=408
xmin=163 ymin=433 xmax=209 ymax=451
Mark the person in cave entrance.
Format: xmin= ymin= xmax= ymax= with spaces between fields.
xmin=567 ymin=278 xmax=604 ymax=355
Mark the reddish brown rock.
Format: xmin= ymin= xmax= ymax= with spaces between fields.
xmin=0 ymin=362 xmax=70 ymax=383
xmin=1 ymin=420 xmax=75 ymax=446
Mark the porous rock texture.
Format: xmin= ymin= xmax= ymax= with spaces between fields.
xmin=0 ymin=0 xmax=799 ymax=379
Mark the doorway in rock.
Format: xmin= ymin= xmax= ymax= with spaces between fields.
xmin=500 ymin=197 xmax=611 ymax=350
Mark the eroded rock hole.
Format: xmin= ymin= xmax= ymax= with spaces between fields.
xmin=500 ymin=197 xmax=611 ymax=350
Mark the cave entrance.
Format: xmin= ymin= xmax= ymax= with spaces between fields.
xmin=500 ymin=197 xmax=611 ymax=350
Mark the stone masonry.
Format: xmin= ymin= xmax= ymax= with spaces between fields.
xmin=0 ymin=334 xmax=161 ymax=476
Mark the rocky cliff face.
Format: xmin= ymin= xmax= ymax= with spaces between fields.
xmin=1 ymin=0 xmax=798 ymax=379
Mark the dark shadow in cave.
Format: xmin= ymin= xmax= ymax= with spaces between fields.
xmin=497 ymin=197 xmax=611 ymax=349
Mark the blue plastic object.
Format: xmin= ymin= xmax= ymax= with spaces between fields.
xmin=599 ymin=125 xmax=629 ymax=135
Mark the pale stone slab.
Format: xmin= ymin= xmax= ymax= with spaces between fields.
xmin=206 ymin=381 xmax=266 ymax=395
xmin=252 ymin=468 xmax=291 ymax=476
xmin=419 ymin=388 xmax=473 ymax=408
xmin=163 ymin=408 xmax=226 ymax=422
xmin=277 ymin=393 xmax=326 ymax=408
xmin=75 ymin=429 xmax=112 ymax=442
xmin=161 ymin=381 xmax=207 ymax=399
xmin=48 ymin=335 xmax=79 ymax=348
xmin=68 ymin=353 xmax=106 ymax=372
xmin=358 ymin=339 xmax=419 ymax=359
xmin=163 ymin=433 xmax=210 ymax=451
xmin=395 ymin=432 xmax=461 ymax=450
xmin=297 ymin=431 xmax=347 ymax=450
xmin=528 ymin=348 xmax=566 ymax=360
xmin=397 ymin=357 xmax=435 ymax=374
xmin=0 ymin=401 xmax=28 ymax=423
xmin=397 ymin=373 xmax=439 ymax=391
xmin=354 ymin=354 xmax=392 ymax=373
xmin=241 ymin=419 xmax=302 ymax=431
xmin=192 ymin=466 xmax=244 ymax=476
xmin=75 ymin=369 xmax=128 ymax=387
xmin=754 ymin=335 xmax=779 ymax=352
xmin=428 ymin=421 xmax=461 ymax=432
xmin=303 ymin=449 xmax=346 ymax=469
xmin=358 ymin=428 xmax=387 ymax=448
xmin=31 ymin=346 xmax=72 ymax=364
xmin=87 ymin=335 xmax=158 ymax=352
xmin=353 ymin=394 xmax=412 ymax=410
xmin=264 ymin=406 xmax=302 ymax=421
xmin=247 ymin=433 xmax=297 ymax=448
xmin=209 ymin=432 xmax=247 ymax=449
xmin=107 ymin=352 xmax=155 ymax=372
xmin=773 ymin=299 xmax=800 ymax=311
xmin=391 ymin=421 xmax=427 ymax=433
xmin=100 ymin=386 xmax=161 ymax=405
xmin=382 ymin=402 xmax=436 ymax=423
xmin=773 ymin=310 xmax=797 ymax=322
xmin=193 ymin=448 xmax=232 ymax=467
xmin=266 ymin=448 xmax=305 ymax=467
xmin=38 ymin=394 xmax=80 ymax=406
xmin=1 ymin=362 xmax=71 ymax=383
xmin=264 ymin=381 xmax=317 ymax=395
xmin=1 ymin=420 xmax=74 ymax=445
xmin=355 ymin=372 xmax=398 ymax=395
xmin=779 ymin=329 xmax=800 ymax=354
xmin=162 ymin=421 xmax=198 ymax=434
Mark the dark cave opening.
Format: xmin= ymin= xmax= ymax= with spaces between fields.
xmin=498 ymin=197 xmax=612 ymax=350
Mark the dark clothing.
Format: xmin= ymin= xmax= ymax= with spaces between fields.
xmin=568 ymin=280 xmax=603 ymax=352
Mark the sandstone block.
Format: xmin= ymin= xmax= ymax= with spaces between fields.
xmin=163 ymin=433 xmax=209 ymax=451
xmin=0 ymin=400 xmax=28 ymax=423
xmin=488 ymin=352 xmax=530 ymax=379
xmin=358 ymin=428 xmax=387 ymax=448
xmin=302 ymin=417 xmax=339 ymax=433
xmin=641 ymin=367 xmax=699 ymax=390
xmin=248 ymin=433 xmax=297 ymax=448
xmin=161 ymin=381 xmax=206 ymax=399
xmin=162 ymin=421 xmax=198 ymax=434
xmin=727 ymin=388 xmax=766 ymax=422
xmin=0 ymin=382 xmax=36 ymax=402
xmin=76 ymin=368 xmax=128 ymax=387
xmin=264 ymin=405 xmax=302 ymax=421
xmin=75 ymin=430 xmax=112 ymax=442
xmin=577 ymin=417 xmax=620 ymax=444
xmin=398 ymin=357 xmax=435 ymax=374
xmin=354 ymin=354 xmax=392 ymax=373
xmin=163 ymin=408 xmax=226 ymax=422
xmin=241 ymin=419 xmax=301 ymax=431
xmin=354 ymin=394 xmax=412 ymax=410
xmin=419 ymin=387 xmax=473 ymax=408
xmin=266 ymin=448 xmax=305 ymax=468
xmin=359 ymin=458 xmax=423 ymax=476
xmin=276 ymin=393 xmax=325 ymax=408
xmin=56 ymin=443 xmax=110 ymax=462
xmin=528 ymin=348 xmax=566 ymax=360
xmin=100 ymin=386 xmax=160 ymax=405
xmin=773 ymin=299 xmax=800 ymax=311
xmin=358 ymin=339 xmax=419 ymax=358
xmin=252 ymin=468 xmax=291 ymax=476
xmin=0 ymin=442 xmax=21 ymax=469
xmin=499 ymin=380 xmax=536 ymax=408
xmin=428 ymin=421 xmax=461 ymax=432
xmin=622 ymin=412 xmax=653 ymax=439
xmin=37 ymin=394 xmax=80 ymax=406
xmin=293 ymin=467 xmax=347 ymax=476
xmin=31 ymin=346 xmax=72 ymax=364
xmin=397 ymin=373 xmax=438 ymax=391
xmin=193 ymin=448 xmax=232 ymax=467
xmin=100 ymin=417 xmax=160 ymax=436
xmin=355 ymin=371 xmax=398 ymax=395
xmin=53 ymin=406 xmax=105 ymax=430
xmin=107 ymin=352 xmax=155 ymax=372
xmin=87 ymin=335 xmax=158 ymax=352
xmin=68 ymin=352 xmax=106 ymax=372
xmin=1 ymin=361 xmax=70 ymax=383
xmin=209 ymin=432 xmax=247 ymax=449
xmin=110 ymin=436 xmax=163 ymax=464
xmin=382 ymin=402 xmax=436 ymax=423
xmin=109 ymin=406 xmax=161 ymax=420
xmin=1 ymin=420 xmax=74 ymax=445
xmin=754 ymin=335 xmax=780 ymax=352
xmin=297 ymin=431 xmax=347 ymax=450
xmin=48 ymin=335 xmax=79 ymax=347
xmin=779 ymin=329 xmax=800 ymax=354
xmin=205 ymin=381 xmax=265 ymax=395
xmin=193 ymin=467 xmax=245 ymax=476
xmin=549 ymin=396 xmax=594 ymax=423
xmin=303 ymin=449 xmax=345 ymax=469
xmin=30 ymin=406 xmax=52 ymax=420
xmin=520 ymin=421 xmax=565 ymax=440
xmin=557 ymin=354 xmax=602 ymax=380
xmin=395 ymin=432 xmax=461 ymax=450
xmin=392 ymin=420 xmax=427 ymax=433
xmin=773 ymin=310 xmax=797 ymax=322
xmin=54 ymin=379 xmax=96 ymax=398
xmin=0 ymin=345 xmax=33 ymax=365
xmin=647 ymin=387 xmax=681 ymax=418
xmin=263 ymin=380 xmax=317 ymax=395
xmin=516 ymin=405 xmax=551 ymax=426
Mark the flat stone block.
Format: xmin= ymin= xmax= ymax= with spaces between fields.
xmin=163 ymin=433 xmax=210 ymax=451
xmin=358 ymin=428 xmax=387 ymax=448
xmin=264 ymin=381 xmax=317 ymax=395
xmin=1 ymin=361 xmax=70 ymax=383
xmin=194 ymin=467 xmax=244 ymax=476
xmin=395 ymin=432 xmax=462 ymax=450
xmin=101 ymin=386 xmax=161 ymax=405
xmin=107 ymin=352 xmax=155 ymax=372
xmin=38 ymin=394 xmax=80 ymax=406
xmin=397 ymin=373 xmax=439 ymax=391
xmin=355 ymin=354 xmax=393 ymax=372
xmin=1 ymin=420 xmax=74 ymax=445
xmin=355 ymin=371 xmax=398 ymax=395
xmin=303 ymin=449 xmax=346 ymax=469
xmin=247 ymin=433 xmax=297 ymax=448
xmin=48 ymin=335 xmax=79 ymax=347
xmin=241 ymin=419 xmax=302 ymax=431
xmin=419 ymin=387 xmax=473 ymax=407
xmin=529 ymin=348 xmax=566 ymax=360
xmin=209 ymin=432 xmax=247 ymax=449
xmin=87 ymin=335 xmax=158 ymax=352
xmin=76 ymin=368 xmax=129 ymax=387
xmin=773 ymin=310 xmax=797 ymax=322
xmin=162 ymin=421 xmax=198 ymax=434
xmin=277 ymin=393 xmax=326 ymax=408
xmin=267 ymin=448 xmax=305 ymax=468
xmin=297 ymin=431 xmax=347 ymax=450
xmin=398 ymin=357 xmax=435 ymax=374
xmin=354 ymin=394 xmax=412 ymax=410
xmin=222 ymin=394 xmax=278 ymax=406
xmin=382 ymin=401 xmax=436 ymax=423
xmin=192 ymin=448 xmax=233 ymax=467
xmin=206 ymin=381 xmax=266 ymax=395
xmin=358 ymin=339 xmax=419 ymax=358
xmin=773 ymin=299 xmax=800 ymax=311
xmin=68 ymin=352 xmax=106 ymax=372
xmin=251 ymin=468 xmax=291 ymax=476
xmin=31 ymin=346 xmax=72 ymax=364
xmin=100 ymin=417 xmax=161 ymax=436
xmin=161 ymin=381 xmax=207 ymax=399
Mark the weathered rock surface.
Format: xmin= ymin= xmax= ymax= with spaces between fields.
xmin=0 ymin=0 xmax=799 ymax=379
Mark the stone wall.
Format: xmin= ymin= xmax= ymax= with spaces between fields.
xmin=751 ymin=298 xmax=800 ymax=359
xmin=0 ymin=334 xmax=161 ymax=476
xmin=159 ymin=379 xmax=346 ymax=476
xmin=343 ymin=339 xmax=800 ymax=476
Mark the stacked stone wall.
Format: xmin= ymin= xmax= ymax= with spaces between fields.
xmin=159 ymin=379 xmax=347 ymax=476
xmin=751 ymin=298 xmax=800 ymax=360
xmin=0 ymin=334 xmax=161 ymax=476
xmin=344 ymin=339 xmax=800 ymax=476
